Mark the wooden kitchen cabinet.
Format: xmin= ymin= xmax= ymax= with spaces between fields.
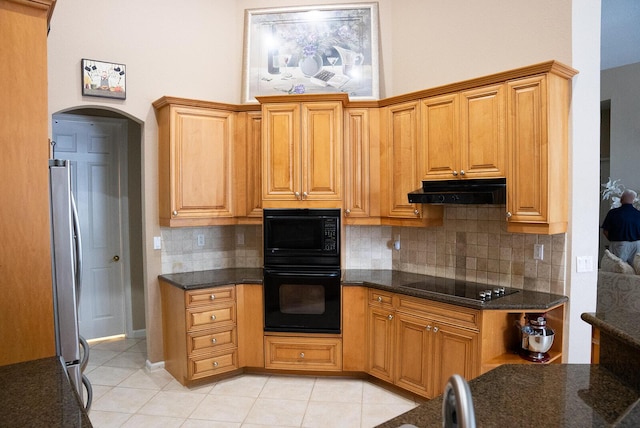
xmin=420 ymin=85 xmax=505 ymax=180
xmin=367 ymin=289 xmax=480 ymax=398
xmin=343 ymin=108 xmax=381 ymax=224
xmin=259 ymin=94 xmax=346 ymax=208
xmin=160 ymin=281 xmax=239 ymax=385
xmin=505 ymin=67 xmax=574 ymax=234
xmin=0 ymin=0 xmax=56 ymax=365
xmin=155 ymin=98 xmax=236 ymax=227
xmin=235 ymin=110 xmax=263 ymax=223
xmin=380 ymin=102 xmax=443 ymax=226
xmin=264 ymin=335 xmax=343 ymax=371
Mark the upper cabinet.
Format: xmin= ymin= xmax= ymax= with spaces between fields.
xmin=505 ymin=68 xmax=574 ymax=234
xmin=259 ymin=94 xmax=345 ymax=208
xmin=420 ymin=84 xmax=505 ymax=180
xmin=155 ymin=98 xmax=236 ymax=227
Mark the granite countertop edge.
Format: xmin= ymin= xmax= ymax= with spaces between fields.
xmin=158 ymin=268 xmax=567 ymax=311
xmin=581 ymin=312 xmax=640 ymax=351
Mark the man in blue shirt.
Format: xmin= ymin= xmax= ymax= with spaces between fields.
xmin=602 ymin=189 xmax=640 ymax=264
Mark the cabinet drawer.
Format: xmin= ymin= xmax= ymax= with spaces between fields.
xmin=189 ymin=350 xmax=237 ymax=380
xmin=264 ymin=336 xmax=342 ymax=371
xmin=187 ymin=303 xmax=236 ymax=332
xmin=397 ymin=295 xmax=479 ymax=331
xmin=186 ymin=286 xmax=235 ymax=308
xmin=369 ymin=289 xmax=394 ymax=307
xmin=188 ymin=327 xmax=237 ymax=355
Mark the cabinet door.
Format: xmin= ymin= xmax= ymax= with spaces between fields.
xmin=395 ymin=312 xmax=431 ymax=396
xmin=367 ymin=306 xmax=395 ymax=382
xmin=262 ymin=103 xmax=301 ymax=201
xmin=382 ymin=102 xmax=422 ymax=220
xmin=420 ymin=94 xmax=459 ymax=180
xmin=171 ymin=106 xmax=234 ymax=220
xmin=344 ymin=108 xmax=371 ymax=220
xmin=301 ymin=102 xmax=342 ymax=201
xmin=460 ymin=84 xmax=506 ymax=178
xmin=238 ymin=111 xmax=262 ymax=221
xmin=431 ymin=323 xmax=479 ymax=397
xmin=506 ymin=76 xmax=548 ymax=224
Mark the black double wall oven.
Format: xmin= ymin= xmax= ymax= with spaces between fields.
xmin=263 ymin=208 xmax=341 ymax=334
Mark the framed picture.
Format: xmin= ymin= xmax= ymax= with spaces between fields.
xmin=242 ymin=3 xmax=379 ymax=103
xmin=81 ymin=59 xmax=126 ymax=100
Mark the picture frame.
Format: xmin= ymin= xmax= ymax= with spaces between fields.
xmin=81 ymin=58 xmax=126 ymax=100
xmin=242 ymin=3 xmax=379 ymax=103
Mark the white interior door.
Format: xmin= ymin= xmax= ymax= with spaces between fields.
xmin=52 ymin=114 xmax=129 ymax=340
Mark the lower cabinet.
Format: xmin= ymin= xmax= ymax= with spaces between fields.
xmin=264 ymin=335 xmax=343 ymax=371
xmin=160 ymin=281 xmax=239 ymax=384
xmin=367 ymin=289 xmax=480 ymax=399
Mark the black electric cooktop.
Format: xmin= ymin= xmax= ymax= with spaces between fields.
xmin=397 ymin=277 xmax=519 ymax=302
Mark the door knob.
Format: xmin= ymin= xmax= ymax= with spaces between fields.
xmin=113 ymin=255 xmax=120 ymax=262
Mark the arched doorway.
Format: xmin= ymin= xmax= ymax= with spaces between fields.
xmin=52 ymin=108 xmax=145 ymax=340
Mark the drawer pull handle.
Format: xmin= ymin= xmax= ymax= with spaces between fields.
xmin=211 ymin=338 xmax=217 ymax=344
xmin=427 ymin=325 xmax=432 ymax=331
xmin=210 ymin=294 xmax=216 ymax=300
xmin=433 ymin=326 xmax=439 ymax=333
xmin=211 ymin=315 xmax=216 ymax=321
xmin=388 ymin=314 xmax=393 ymax=320
xmin=300 ymin=352 xmax=305 ymax=358
xmin=213 ymin=361 xmax=219 ymax=367
xmin=377 ymin=296 xmax=382 ymax=302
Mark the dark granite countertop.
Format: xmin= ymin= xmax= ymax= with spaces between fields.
xmin=0 ymin=357 xmax=92 ymax=427
xmin=342 ymin=269 xmax=568 ymax=310
xmin=158 ymin=268 xmax=567 ymax=311
xmin=581 ymin=311 xmax=640 ymax=352
xmin=158 ymin=267 xmax=263 ymax=289
xmin=377 ymin=364 xmax=640 ymax=428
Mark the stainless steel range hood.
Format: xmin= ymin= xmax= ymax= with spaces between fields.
xmin=408 ymin=178 xmax=506 ymax=205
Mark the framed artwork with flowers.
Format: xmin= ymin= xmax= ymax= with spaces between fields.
xmin=242 ymin=3 xmax=379 ymax=103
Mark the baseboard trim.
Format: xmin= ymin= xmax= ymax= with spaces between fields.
xmin=146 ymin=359 xmax=165 ymax=371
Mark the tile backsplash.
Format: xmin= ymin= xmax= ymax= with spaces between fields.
xmin=160 ymin=205 xmax=566 ymax=295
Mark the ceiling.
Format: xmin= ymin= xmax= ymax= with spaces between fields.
xmin=601 ymin=0 xmax=640 ymax=70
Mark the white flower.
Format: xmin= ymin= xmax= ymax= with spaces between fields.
xmin=601 ymin=177 xmax=640 ymax=209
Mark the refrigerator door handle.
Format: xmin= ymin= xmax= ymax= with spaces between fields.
xmin=71 ymin=193 xmax=82 ymax=302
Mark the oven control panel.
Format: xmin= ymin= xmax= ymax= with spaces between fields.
xmin=323 ymin=218 xmax=338 ymax=251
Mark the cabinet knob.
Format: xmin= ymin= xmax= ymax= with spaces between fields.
xmin=302 ymin=191 xmax=308 ymax=199
xmin=377 ymin=296 xmax=383 ymax=302
xmin=210 ymin=294 xmax=216 ymax=300
xmin=460 ymin=170 xmax=465 ymax=176
xmin=426 ymin=325 xmax=432 ymax=331
xmin=506 ymin=211 xmax=512 ymax=218
xmin=210 ymin=315 xmax=216 ymax=321
xmin=213 ymin=361 xmax=219 ymax=367
xmin=300 ymin=352 xmax=305 ymax=358
xmin=295 ymin=191 xmax=301 ymax=200
xmin=452 ymin=170 xmax=458 ymax=176
xmin=387 ymin=314 xmax=393 ymax=320
xmin=345 ymin=209 xmax=351 ymax=215
xmin=211 ymin=338 xmax=217 ymax=344
xmin=172 ymin=210 xmax=178 ymax=216
xmin=433 ymin=326 xmax=439 ymax=333
xmin=414 ymin=209 xmax=420 ymax=216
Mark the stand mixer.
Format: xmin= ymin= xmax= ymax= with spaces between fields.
xmin=519 ymin=313 xmax=555 ymax=362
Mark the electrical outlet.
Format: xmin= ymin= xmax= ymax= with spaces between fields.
xmin=533 ymin=244 xmax=544 ymax=260
xmin=153 ymin=236 xmax=162 ymax=250
xmin=197 ymin=234 xmax=205 ymax=247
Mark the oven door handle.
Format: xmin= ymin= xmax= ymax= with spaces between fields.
xmin=264 ymin=270 xmax=341 ymax=279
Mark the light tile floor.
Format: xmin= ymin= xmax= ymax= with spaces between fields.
xmin=86 ymin=337 xmax=419 ymax=428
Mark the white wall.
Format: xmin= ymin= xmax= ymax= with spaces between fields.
xmin=47 ymin=0 xmax=597 ymax=363
xmin=601 ymin=62 xmax=640 ymax=193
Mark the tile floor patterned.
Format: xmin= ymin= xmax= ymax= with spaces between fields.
xmin=86 ymin=337 xmax=418 ymax=428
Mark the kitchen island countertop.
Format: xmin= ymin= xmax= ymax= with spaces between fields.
xmin=0 ymin=357 xmax=92 ymax=427
xmin=159 ymin=268 xmax=567 ymax=311
xmin=377 ymin=364 xmax=640 ymax=428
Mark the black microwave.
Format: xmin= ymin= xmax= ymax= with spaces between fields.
xmin=263 ymin=208 xmax=340 ymax=267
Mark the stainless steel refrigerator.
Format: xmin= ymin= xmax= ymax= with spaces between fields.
xmin=49 ymin=159 xmax=92 ymax=410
